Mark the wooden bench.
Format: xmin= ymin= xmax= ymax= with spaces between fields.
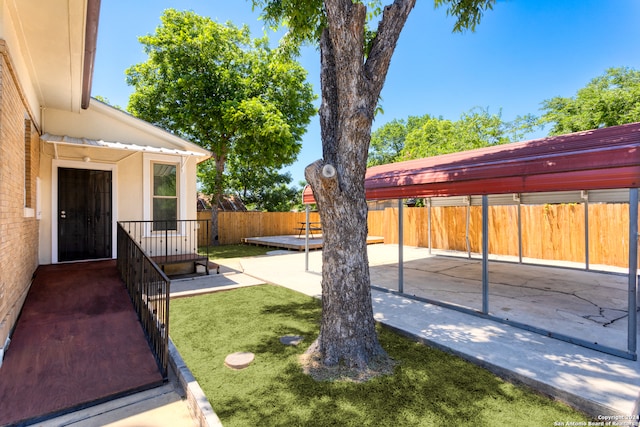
xmin=152 ymin=254 xmax=220 ymax=275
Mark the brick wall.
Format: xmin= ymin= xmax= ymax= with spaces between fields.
xmin=0 ymin=50 xmax=40 ymax=358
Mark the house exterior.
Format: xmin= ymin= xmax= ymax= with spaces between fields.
xmin=0 ymin=0 xmax=210 ymax=364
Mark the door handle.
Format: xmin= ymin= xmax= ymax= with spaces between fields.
xmin=60 ymin=210 xmax=66 ymax=219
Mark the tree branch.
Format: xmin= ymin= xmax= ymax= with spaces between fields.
xmin=323 ymin=0 xmax=368 ymax=125
xmin=318 ymin=28 xmax=339 ymax=166
xmin=364 ymin=0 xmax=416 ymax=101
xmin=305 ymin=159 xmax=340 ymax=208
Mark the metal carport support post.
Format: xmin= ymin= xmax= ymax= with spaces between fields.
xmin=465 ymin=196 xmax=471 ymax=259
xmin=514 ymin=193 xmax=522 ymax=264
xmin=583 ymin=190 xmax=590 ymax=271
xmin=398 ymin=199 xmax=404 ymax=293
xmin=427 ymin=198 xmax=432 ymax=255
xmin=628 ymin=188 xmax=638 ymax=358
xmin=304 ymin=204 xmax=310 ymax=272
xmin=482 ymin=195 xmax=489 ymax=314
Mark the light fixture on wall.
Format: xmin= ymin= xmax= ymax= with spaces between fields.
xmin=83 ymin=156 xmax=90 ymax=163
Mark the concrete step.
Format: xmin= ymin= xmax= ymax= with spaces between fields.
xmin=34 ymin=383 xmax=196 ymax=427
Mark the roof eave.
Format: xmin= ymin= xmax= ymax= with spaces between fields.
xmin=88 ymin=98 xmax=212 ymax=159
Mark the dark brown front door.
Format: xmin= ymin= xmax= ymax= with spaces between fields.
xmin=58 ymin=168 xmax=112 ymax=262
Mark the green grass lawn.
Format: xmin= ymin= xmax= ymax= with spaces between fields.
xmin=170 ymin=285 xmax=589 ymax=427
xmin=199 ymin=244 xmax=273 ymax=259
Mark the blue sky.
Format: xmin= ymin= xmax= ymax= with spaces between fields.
xmin=92 ymin=0 xmax=640 ymax=184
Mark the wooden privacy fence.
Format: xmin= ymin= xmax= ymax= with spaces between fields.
xmin=199 ymin=203 xmax=638 ymax=269
xmin=198 ymin=210 xmax=320 ymax=245
xmin=367 ymin=203 xmax=639 ymax=269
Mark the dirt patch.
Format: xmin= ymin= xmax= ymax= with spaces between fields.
xmin=299 ymin=350 xmax=397 ymax=383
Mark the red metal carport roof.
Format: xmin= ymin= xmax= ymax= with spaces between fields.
xmin=303 ymin=121 xmax=640 ymax=204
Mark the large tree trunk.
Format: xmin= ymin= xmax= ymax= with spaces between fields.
xmin=209 ymin=154 xmax=226 ymax=246
xmin=305 ymin=0 xmax=416 ymax=370
xmin=209 ymin=200 xmax=219 ymax=246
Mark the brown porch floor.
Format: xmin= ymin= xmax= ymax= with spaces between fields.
xmin=0 ymin=260 xmax=163 ymax=426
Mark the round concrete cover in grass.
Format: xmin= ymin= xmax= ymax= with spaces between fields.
xmin=280 ymin=335 xmax=304 ymax=346
xmin=224 ymin=352 xmax=255 ymax=370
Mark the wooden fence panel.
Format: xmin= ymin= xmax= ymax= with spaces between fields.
xmin=487 ymin=205 xmax=520 ymax=257
xmin=367 ymin=203 xmax=637 ymax=268
xmin=588 ymin=203 xmax=632 ymax=267
xmin=520 ymin=204 xmax=585 ymax=263
xmin=199 ymin=202 xmax=639 ymax=268
xmin=367 ymin=210 xmax=384 ymax=237
xmin=199 ymin=210 xmax=321 ymax=245
xmin=431 ymin=207 xmax=470 ymax=252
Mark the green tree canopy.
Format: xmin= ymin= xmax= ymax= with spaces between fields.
xmin=367 ymin=116 xmax=425 ymax=166
xmin=540 ymin=67 xmax=640 ymax=135
xmin=225 ymin=155 xmax=301 ymax=211
xmin=369 ymin=108 xmax=538 ymax=166
xmin=125 ymin=9 xmax=316 ymax=240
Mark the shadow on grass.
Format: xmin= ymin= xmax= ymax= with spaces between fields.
xmin=217 ymin=327 xmax=554 ymax=426
xmin=250 ymin=299 xmax=321 ymax=357
xmin=171 ymin=285 xmax=588 ymax=427
xmin=260 ymin=299 xmax=322 ymax=319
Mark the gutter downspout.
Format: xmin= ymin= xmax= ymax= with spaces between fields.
xmin=81 ymin=0 xmax=101 ymax=109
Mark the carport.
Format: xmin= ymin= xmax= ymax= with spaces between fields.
xmin=303 ymin=122 xmax=640 ymax=360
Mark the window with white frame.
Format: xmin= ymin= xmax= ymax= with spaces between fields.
xmin=152 ymin=162 xmax=178 ymax=230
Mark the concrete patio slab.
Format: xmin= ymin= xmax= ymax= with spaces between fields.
xmin=171 ymin=266 xmax=264 ymax=298
xmin=237 ymin=244 xmax=640 ymax=418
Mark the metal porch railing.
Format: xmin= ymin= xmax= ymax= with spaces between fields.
xmin=116 ymin=223 xmax=171 ymax=380
xmin=118 ymin=220 xmax=211 ymax=275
